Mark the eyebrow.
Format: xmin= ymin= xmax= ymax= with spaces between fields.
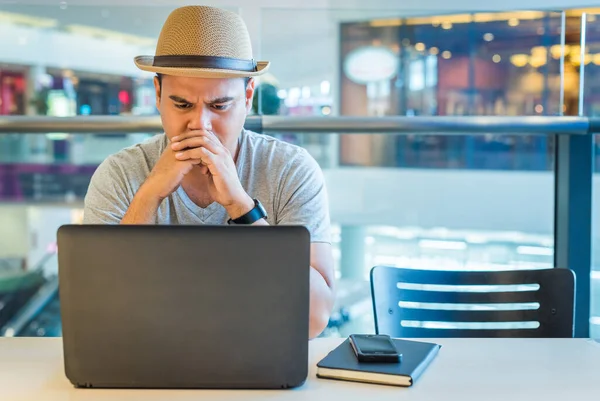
xmin=207 ymin=96 xmax=235 ymax=104
xmin=168 ymin=95 xmax=236 ymax=105
xmin=169 ymin=95 xmax=192 ymax=103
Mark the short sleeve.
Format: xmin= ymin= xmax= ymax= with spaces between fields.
xmin=83 ymin=157 xmax=132 ymax=224
xmin=275 ymin=149 xmax=331 ymax=243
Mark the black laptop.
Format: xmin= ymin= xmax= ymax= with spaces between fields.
xmin=57 ymin=225 xmax=310 ymax=389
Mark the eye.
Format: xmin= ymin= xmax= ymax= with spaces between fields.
xmin=212 ymin=103 xmax=231 ymax=111
xmin=175 ymin=103 xmax=192 ymax=109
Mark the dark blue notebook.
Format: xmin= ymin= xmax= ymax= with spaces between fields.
xmin=316 ymin=338 xmax=440 ymax=387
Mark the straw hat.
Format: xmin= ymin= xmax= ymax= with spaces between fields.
xmin=134 ymin=6 xmax=269 ymax=78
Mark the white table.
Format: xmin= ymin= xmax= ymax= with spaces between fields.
xmin=2 ymin=337 xmax=600 ymax=401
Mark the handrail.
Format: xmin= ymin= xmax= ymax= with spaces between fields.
xmin=0 ymin=115 xmax=597 ymax=135
xmin=256 ymin=116 xmax=594 ymax=135
xmin=0 ymin=116 xmax=163 ymax=134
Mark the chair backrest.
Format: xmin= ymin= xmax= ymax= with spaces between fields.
xmin=370 ymin=266 xmax=575 ymax=338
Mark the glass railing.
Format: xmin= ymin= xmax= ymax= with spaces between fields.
xmin=0 ymin=116 xmax=597 ymax=339
xmin=0 ymin=2 xmax=598 ymax=339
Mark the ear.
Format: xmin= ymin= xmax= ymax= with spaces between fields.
xmin=245 ymin=78 xmax=256 ymax=114
xmin=153 ymin=76 xmax=161 ymax=110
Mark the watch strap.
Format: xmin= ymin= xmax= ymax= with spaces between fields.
xmin=227 ymin=199 xmax=267 ymax=225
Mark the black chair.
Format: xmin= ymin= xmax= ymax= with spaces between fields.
xmin=370 ymin=266 xmax=575 ymax=338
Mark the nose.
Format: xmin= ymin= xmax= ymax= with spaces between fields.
xmin=188 ymin=106 xmax=212 ymax=131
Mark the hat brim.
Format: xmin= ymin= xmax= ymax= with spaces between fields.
xmin=134 ymin=56 xmax=269 ymax=78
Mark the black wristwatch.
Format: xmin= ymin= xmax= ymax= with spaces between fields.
xmin=227 ymin=199 xmax=267 ymax=225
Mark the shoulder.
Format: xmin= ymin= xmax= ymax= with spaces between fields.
xmin=106 ymin=134 xmax=166 ymax=169
xmin=96 ymin=134 xmax=166 ymax=174
xmin=91 ymin=134 xmax=167 ymax=188
xmin=243 ymin=129 xmax=318 ymax=171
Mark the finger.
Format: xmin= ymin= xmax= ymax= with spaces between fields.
xmin=174 ymin=142 xmax=220 ymax=160
xmin=194 ymin=164 xmax=210 ymax=175
xmin=186 ymin=158 xmax=204 ymax=166
xmin=172 ymin=129 xmax=221 ymax=143
xmin=171 ymin=136 xmax=222 ymax=153
xmin=196 ymin=147 xmax=225 ymax=176
xmin=196 ymin=147 xmax=218 ymax=166
xmin=204 ymin=129 xmax=221 ymax=143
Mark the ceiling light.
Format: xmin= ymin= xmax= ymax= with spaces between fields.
xmin=529 ymin=55 xmax=546 ymax=68
xmin=508 ymin=18 xmax=520 ymax=27
xmin=0 ymin=11 xmax=58 ymax=28
xmin=551 ymin=44 xmax=569 ymax=60
xmin=531 ymin=46 xmax=547 ymax=56
xmin=510 ymin=54 xmax=529 ymax=67
xmin=46 ymin=133 xmax=70 ymax=140
xmin=64 ymin=24 xmax=156 ymax=47
xmin=418 ymin=240 xmax=467 ymax=251
xmin=516 ymin=246 xmax=553 ymax=256
xmin=483 ymin=33 xmax=494 ymax=42
xmin=369 ymin=18 xmax=402 ymax=27
xmin=465 ymin=235 xmax=488 ymax=244
xmin=569 ymin=45 xmax=582 ymax=59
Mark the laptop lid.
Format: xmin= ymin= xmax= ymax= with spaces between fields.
xmin=57 ymin=225 xmax=310 ymax=389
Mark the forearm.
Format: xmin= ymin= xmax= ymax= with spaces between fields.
xmin=250 ymin=217 xmax=333 ymax=337
xmin=309 ymin=266 xmax=334 ymax=339
xmin=121 ymin=184 xmax=162 ymax=224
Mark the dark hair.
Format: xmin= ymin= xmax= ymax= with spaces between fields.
xmin=155 ymin=73 xmax=251 ymax=96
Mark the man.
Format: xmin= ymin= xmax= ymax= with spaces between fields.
xmin=83 ymin=6 xmax=334 ymax=339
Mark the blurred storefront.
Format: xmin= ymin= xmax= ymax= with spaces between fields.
xmin=0 ymin=64 xmax=27 ymax=116
xmin=333 ymin=10 xmax=593 ymax=169
xmin=44 ymin=68 xmax=135 ymax=116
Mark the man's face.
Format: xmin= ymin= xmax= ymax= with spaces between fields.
xmin=154 ymin=75 xmax=254 ymax=153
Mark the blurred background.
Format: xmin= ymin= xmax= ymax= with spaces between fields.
xmin=0 ymin=0 xmax=599 ymax=339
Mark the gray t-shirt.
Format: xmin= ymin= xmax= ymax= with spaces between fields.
xmin=83 ymin=129 xmax=331 ymax=243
